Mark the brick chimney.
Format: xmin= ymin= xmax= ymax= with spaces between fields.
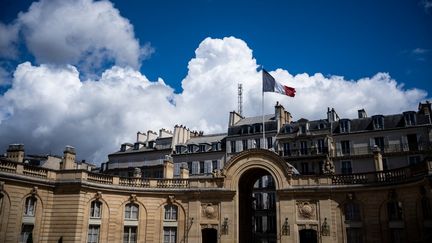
xmin=6 ymin=144 xmax=24 ymax=163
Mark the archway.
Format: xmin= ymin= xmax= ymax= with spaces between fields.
xmin=299 ymin=229 xmax=317 ymax=243
xmin=201 ymin=228 xmax=217 ymax=243
xmin=239 ymin=168 xmax=276 ymax=243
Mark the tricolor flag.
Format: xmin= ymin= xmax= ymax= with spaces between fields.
xmin=262 ymin=69 xmax=296 ymax=97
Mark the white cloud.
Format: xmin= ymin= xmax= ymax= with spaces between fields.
xmin=16 ymin=0 xmax=151 ymax=71
xmin=0 ymin=22 xmax=19 ymax=59
xmin=421 ymin=0 xmax=432 ymax=12
xmin=0 ymin=37 xmax=428 ymax=164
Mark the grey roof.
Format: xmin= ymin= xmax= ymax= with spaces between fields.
xmin=184 ymin=133 xmax=226 ymax=145
xmin=234 ymin=114 xmax=274 ymax=126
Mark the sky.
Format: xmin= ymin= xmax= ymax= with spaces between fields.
xmin=0 ymin=0 xmax=431 ymax=164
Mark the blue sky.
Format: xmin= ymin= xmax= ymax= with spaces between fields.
xmin=0 ymin=0 xmax=431 ymax=163
xmin=1 ymin=0 xmax=432 ymax=94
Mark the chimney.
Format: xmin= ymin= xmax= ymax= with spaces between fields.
xmin=358 ymin=109 xmax=367 ymax=119
xmin=171 ymin=125 xmax=192 ymax=150
xmin=418 ymin=101 xmax=431 ymax=124
xmin=159 ymin=128 xmax=173 ymax=138
xmin=327 ymin=107 xmax=339 ymax=122
xmin=61 ymin=146 xmax=76 ymax=170
xmin=228 ymin=111 xmax=243 ymax=127
xmin=275 ymin=102 xmax=292 ymax=131
xmin=136 ymin=132 xmax=147 ymax=142
xmin=6 ymin=144 xmax=24 ymax=163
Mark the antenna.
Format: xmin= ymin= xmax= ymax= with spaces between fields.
xmin=238 ymin=83 xmax=243 ymax=116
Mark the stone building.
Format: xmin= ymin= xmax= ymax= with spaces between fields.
xmin=0 ymin=101 xmax=432 ymax=243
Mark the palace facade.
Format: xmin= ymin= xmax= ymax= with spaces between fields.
xmin=1 ymin=102 xmax=432 ymax=243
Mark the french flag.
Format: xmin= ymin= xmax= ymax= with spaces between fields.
xmin=262 ymin=69 xmax=296 ymax=97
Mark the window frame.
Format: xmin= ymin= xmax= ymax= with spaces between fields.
xmin=124 ymin=203 xmax=139 ymax=221
xmin=24 ymin=197 xmax=36 ymax=217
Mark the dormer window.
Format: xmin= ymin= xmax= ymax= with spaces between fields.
xmin=121 ymin=144 xmax=127 ymax=152
xmin=372 ymin=115 xmax=384 ymax=130
xmin=199 ymin=144 xmax=206 ymax=152
xmin=212 ymin=142 xmax=219 ymax=151
xmin=241 ymin=126 xmax=250 ymax=134
xmin=254 ymin=124 xmax=262 ymax=133
xmin=187 ymin=145 xmax=194 ymax=153
xmin=404 ymin=112 xmax=416 ymax=126
xmin=340 ymin=119 xmax=351 ymax=133
xmin=175 ymin=145 xmax=183 ymax=154
xmin=284 ymin=125 xmax=293 ymax=133
xmin=133 ymin=143 xmax=140 ymax=150
xmin=319 ymin=123 xmax=325 ymax=129
xmin=300 ymin=125 xmax=306 ymax=134
xmin=148 ymin=141 xmax=155 ymax=148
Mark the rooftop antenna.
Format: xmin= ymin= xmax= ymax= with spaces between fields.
xmin=238 ymin=83 xmax=243 ymax=116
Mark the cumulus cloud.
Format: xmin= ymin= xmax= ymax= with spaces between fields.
xmin=0 ymin=22 xmax=19 ymax=59
xmin=15 ymin=0 xmax=151 ymax=71
xmin=0 ymin=37 xmax=428 ymax=164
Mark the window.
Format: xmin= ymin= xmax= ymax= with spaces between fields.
xmin=374 ymin=137 xmax=385 ymax=151
xmin=20 ymin=224 xmax=34 ymax=243
xmin=211 ymin=142 xmax=219 ymax=151
xmin=300 ymin=125 xmax=306 ymax=134
xmin=301 ymin=162 xmax=309 ymax=174
xmin=163 ymin=227 xmax=177 ymax=243
xmin=283 ymin=143 xmax=291 ymax=156
xmin=242 ymin=139 xmax=248 ymax=150
xmin=372 ymin=115 xmax=384 ymax=130
xmin=345 ymin=202 xmax=361 ymax=221
xmin=187 ymin=162 xmax=192 ymax=172
xmin=409 ymin=156 xmax=421 ymax=165
xmin=407 ymin=134 xmax=418 ymax=151
xmin=87 ymin=225 xmax=100 ymax=243
xmin=387 ymin=201 xmax=403 ymax=221
xmin=212 ymin=160 xmax=218 ymax=171
xmin=390 ymin=229 xmax=405 ymax=243
xmin=199 ymin=161 xmax=205 ymax=174
xmin=164 ymin=205 xmax=178 ymax=221
xmin=24 ymin=197 xmax=36 ymax=216
xmin=267 ymin=137 xmax=273 ymax=149
xmin=199 ymin=144 xmax=206 ymax=152
xmin=187 ymin=145 xmax=194 ymax=153
xmin=341 ymin=140 xmax=350 ymax=155
xmin=230 ymin=141 xmax=236 ymax=153
xmin=255 ymin=138 xmax=261 ymax=149
xmin=421 ymin=196 xmax=432 ymax=219
xmin=124 ymin=203 xmax=139 ymax=220
xmin=404 ymin=112 xmax=416 ymax=126
xmin=90 ymin=201 xmax=102 ymax=218
xmin=123 ymin=226 xmax=137 ymax=243
xmin=300 ymin=141 xmax=308 ymax=155
xmin=175 ymin=146 xmax=182 ymax=154
xmin=340 ymin=119 xmax=351 ymax=133
xmin=346 ymin=228 xmax=363 ymax=243
xmin=317 ymin=139 xmax=325 ymax=153
xmin=133 ymin=143 xmax=139 ymax=150
xmin=383 ymin=158 xmax=388 ymax=170
xmin=341 ymin=161 xmax=352 ymax=174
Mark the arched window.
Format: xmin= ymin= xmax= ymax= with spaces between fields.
xmin=163 ymin=204 xmax=178 ymax=243
xmin=164 ymin=204 xmax=178 ymax=221
xmin=387 ymin=200 xmax=403 ymax=221
xmin=90 ymin=201 xmax=102 ymax=218
xmin=345 ymin=202 xmax=361 ymax=221
xmin=125 ymin=203 xmax=139 ymax=220
xmin=24 ymin=197 xmax=36 ymax=216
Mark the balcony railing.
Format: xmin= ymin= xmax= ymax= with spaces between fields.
xmin=1 ymin=158 xmax=431 ymax=189
xmin=280 ymin=147 xmax=329 ymax=157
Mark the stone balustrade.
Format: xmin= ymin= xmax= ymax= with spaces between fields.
xmin=1 ymin=158 xmax=431 ymax=189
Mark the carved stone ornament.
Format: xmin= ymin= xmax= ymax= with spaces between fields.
xmin=212 ymin=169 xmax=225 ymax=178
xmin=129 ymin=194 xmax=137 ymax=202
xmin=31 ymin=186 xmax=38 ymax=196
xmin=202 ymin=203 xmax=218 ymax=219
xmin=168 ymin=195 xmax=176 ymax=204
xmin=322 ymin=157 xmax=335 ymax=175
xmin=297 ymin=201 xmax=316 ymax=220
xmin=94 ymin=191 xmax=102 ymax=200
xmin=321 ymin=218 xmax=330 ymax=236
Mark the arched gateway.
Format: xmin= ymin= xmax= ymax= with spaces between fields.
xmin=222 ymin=149 xmax=294 ymax=243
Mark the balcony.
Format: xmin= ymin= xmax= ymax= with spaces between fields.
xmin=334 ymin=142 xmax=430 ymax=157
xmin=280 ymin=147 xmax=329 ymax=157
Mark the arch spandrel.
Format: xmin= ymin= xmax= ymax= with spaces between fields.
xmin=222 ymin=149 xmax=293 ymax=190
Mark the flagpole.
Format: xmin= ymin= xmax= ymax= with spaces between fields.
xmin=262 ymin=69 xmax=265 ymax=149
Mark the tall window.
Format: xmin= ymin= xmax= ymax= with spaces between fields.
xmin=164 ymin=205 xmax=178 ymax=221
xmin=341 ymin=140 xmax=351 ymax=155
xmin=125 ymin=203 xmax=139 ymax=220
xmin=20 ymin=224 xmax=34 ymax=243
xmin=199 ymin=161 xmax=205 ymax=174
xmin=346 ymin=228 xmax=363 ymax=243
xmin=255 ymin=138 xmax=261 ymax=149
xmin=90 ymin=201 xmax=102 ymax=218
xmin=373 ymin=116 xmax=384 ymax=130
xmin=267 ymin=137 xmax=273 ymax=149
xmin=404 ymin=112 xmax=416 ymax=126
xmin=212 ymin=160 xmax=218 ymax=171
xmin=24 ymin=197 xmax=36 ymax=216
xmin=87 ymin=225 xmax=100 ymax=243
xmin=317 ymin=139 xmax=325 ymax=153
xmin=242 ymin=140 xmax=248 ymax=150
xmin=283 ymin=143 xmax=291 ymax=156
xmin=341 ymin=161 xmax=352 ymax=174
xmin=387 ymin=200 xmax=403 ymax=221
xmin=300 ymin=141 xmax=308 ymax=155
xmin=301 ymin=162 xmax=309 ymax=174
xmin=123 ymin=226 xmax=137 ymax=243
xmin=345 ymin=202 xmax=361 ymax=221
xmin=163 ymin=205 xmax=178 ymax=243
xmin=374 ymin=137 xmax=385 ymax=151
xmin=230 ymin=141 xmax=236 ymax=153
xmin=163 ymin=227 xmax=177 ymax=243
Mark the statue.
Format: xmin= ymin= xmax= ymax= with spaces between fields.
xmin=322 ymin=156 xmax=335 ymax=175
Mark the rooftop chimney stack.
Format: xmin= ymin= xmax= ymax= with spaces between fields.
xmin=61 ymin=146 xmax=76 ymax=170
xmin=358 ymin=109 xmax=368 ymax=119
xmin=6 ymin=144 xmax=24 ymax=163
